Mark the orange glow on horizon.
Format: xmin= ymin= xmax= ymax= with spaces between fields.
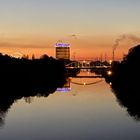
xmin=0 ymin=34 xmax=139 ymax=61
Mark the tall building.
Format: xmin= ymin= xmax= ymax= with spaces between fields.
xmin=55 ymin=41 xmax=70 ymax=60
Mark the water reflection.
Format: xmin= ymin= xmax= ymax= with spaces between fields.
xmin=0 ymin=70 xmax=104 ymax=126
xmin=0 ymin=68 xmax=140 ymax=128
xmin=57 ymin=71 xmax=103 ymax=90
xmin=70 ymin=70 xmax=103 ymax=86
xmin=57 ymin=78 xmax=71 ymax=92
xmin=105 ymin=67 xmax=140 ymax=121
xmin=107 ymin=79 xmax=140 ymax=121
xmin=0 ymin=79 xmax=66 ymax=127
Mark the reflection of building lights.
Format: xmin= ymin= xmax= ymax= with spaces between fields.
xmin=57 ymin=88 xmax=71 ymax=92
xmin=109 ymin=60 xmax=112 ymax=65
xmin=107 ymin=71 xmax=112 ymax=75
xmin=109 ymin=82 xmax=112 ymax=86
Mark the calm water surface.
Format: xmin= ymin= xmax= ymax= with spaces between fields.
xmin=0 ymin=72 xmax=140 ymax=140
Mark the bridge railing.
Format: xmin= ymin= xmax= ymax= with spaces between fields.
xmin=66 ymin=65 xmax=111 ymax=69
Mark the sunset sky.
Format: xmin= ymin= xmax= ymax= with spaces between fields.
xmin=0 ymin=0 xmax=140 ymax=60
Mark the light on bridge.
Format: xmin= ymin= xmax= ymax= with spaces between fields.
xmin=107 ymin=70 xmax=112 ymax=76
xmin=109 ymin=60 xmax=112 ymax=65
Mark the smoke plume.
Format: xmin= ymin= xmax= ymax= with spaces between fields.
xmin=113 ymin=34 xmax=140 ymax=51
xmin=112 ymin=34 xmax=140 ymax=60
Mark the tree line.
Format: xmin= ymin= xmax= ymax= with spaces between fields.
xmin=105 ymin=44 xmax=140 ymax=120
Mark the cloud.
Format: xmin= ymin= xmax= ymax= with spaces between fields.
xmin=0 ymin=41 xmax=51 ymax=49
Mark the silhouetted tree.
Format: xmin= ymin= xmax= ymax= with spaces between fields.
xmin=0 ymin=52 xmax=67 ymax=126
xmin=32 ymin=54 xmax=35 ymax=60
xmin=105 ymin=44 xmax=140 ymax=120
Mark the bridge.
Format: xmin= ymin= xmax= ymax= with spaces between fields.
xmin=65 ymin=60 xmax=111 ymax=70
xmin=66 ymin=65 xmax=111 ymax=70
xmin=65 ymin=60 xmax=112 ymax=80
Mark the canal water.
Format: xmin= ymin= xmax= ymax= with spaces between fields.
xmin=0 ymin=71 xmax=140 ymax=140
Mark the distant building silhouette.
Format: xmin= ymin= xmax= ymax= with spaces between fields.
xmin=55 ymin=41 xmax=70 ymax=60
